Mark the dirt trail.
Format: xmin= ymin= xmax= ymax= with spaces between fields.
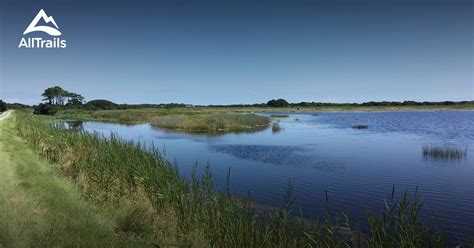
xmin=0 ymin=110 xmax=12 ymax=122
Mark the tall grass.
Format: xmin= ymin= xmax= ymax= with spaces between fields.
xmin=422 ymin=145 xmax=467 ymax=160
xmin=270 ymin=114 xmax=290 ymax=118
xmin=151 ymin=113 xmax=270 ymax=133
xmin=15 ymin=113 xmax=447 ymax=247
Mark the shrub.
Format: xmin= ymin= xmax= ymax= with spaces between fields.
xmin=0 ymin=100 xmax=7 ymax=112
xmin=267 ymin=99 xmax=289 ymax=108
xmin=33 ymin=103 xmax=60 ymax=115
xmin=85 ymin=99 xmax=118 ymax=110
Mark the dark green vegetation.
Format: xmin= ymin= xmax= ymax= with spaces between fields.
xmin=267 ymin=99 xmax=290 ymax=108
xmin=352 ymin=125 xmax=369 ymax=129
xmin=0 ymin=100 xmax=7 ymax=112
xmin=270 ymin=114 xmax=290 ymax=118
xmin=9 ymin=111 xmax=451 ymax=247
xmin=422 ymin=145 xmax=467 ymax=160
xmin=151 ymin=113 xmax=270 ymax=132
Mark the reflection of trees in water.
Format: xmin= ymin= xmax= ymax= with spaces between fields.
xmin=67 ymin=121 xmax=84 ymax=130
xmin=54 ymin=121 xmax=84 ymax=130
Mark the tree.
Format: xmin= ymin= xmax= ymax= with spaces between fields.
xmin=0 ymin=100 xmax=7 ymax=112
xmin=41 ymin=86 xmax=84 ymax=106
xmin=267 ymin=98 xmax=289 ymax=108
xmin=66 ymin=92 xmax=85 ymax=106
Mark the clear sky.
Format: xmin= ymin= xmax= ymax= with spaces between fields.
xmin=0 ymin=0 xmax=472 ymax=105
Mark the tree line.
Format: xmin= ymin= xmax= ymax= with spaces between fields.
xmin=28 ymin=86 xmax=474 ymax=115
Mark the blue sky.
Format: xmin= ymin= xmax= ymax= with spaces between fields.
xmin=0 ymin=0 xmax=472 ymax=105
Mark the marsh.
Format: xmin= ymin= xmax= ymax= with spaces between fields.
xmin=70 ymin=110 xmax=473 ymax=244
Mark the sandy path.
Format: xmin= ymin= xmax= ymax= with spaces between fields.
xmin=0 ymin=110 xmax=12 ymax=122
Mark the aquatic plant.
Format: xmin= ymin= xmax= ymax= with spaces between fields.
xmin=352 ymin=124 xmax=368 ymax=129
xmin=422 ymin=145 xmax=467 ymax=160
xmin=272 ymin=122 xmax=282 ymax=133
xmin=270 ymin=114 xmax=290 ymax=118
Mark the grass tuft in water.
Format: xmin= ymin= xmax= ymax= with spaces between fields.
xmin=352 ymin=124 xmax=368 ymax=129
xmin=272 ymin=122 xmax=282 ymax=133
xmin=270 ymin=114 xmax=290 ymax=118
xmin=422 ymin=145 xmax=467 ymax=160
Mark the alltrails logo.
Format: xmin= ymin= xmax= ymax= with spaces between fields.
xmin=18 ymin=9 xmax=67 ymax=48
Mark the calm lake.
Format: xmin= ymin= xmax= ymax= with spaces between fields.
xmin=73 ymin=111 xmax=473 ymax=243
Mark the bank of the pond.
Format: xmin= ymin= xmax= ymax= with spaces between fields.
xmin=0 ymin=112 xmax=153 ymax=247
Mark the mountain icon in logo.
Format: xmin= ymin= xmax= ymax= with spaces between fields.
xmin=23 ymin=9 xmax=61 ymax=36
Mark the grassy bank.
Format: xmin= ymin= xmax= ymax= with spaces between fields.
xmin=54 ymin=104 xmax=474 ymax=124
xmin=8 ymin=111 xmax=450 ymax=247
xmin=0 ymin=113 xmax=149 ymax=247
xmin=151 ymin=113 xmax=270 ymax=133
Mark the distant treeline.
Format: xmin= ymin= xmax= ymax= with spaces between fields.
xmin=209 ymin=99 xmax=474 ymax=108
xmin=6 ymin=86 xmax=474 ymax=116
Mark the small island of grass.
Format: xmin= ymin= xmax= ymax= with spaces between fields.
xmin=151 ymin=113 xmax=271 ymax=133
xmin=352 ymin=124 xmax=369 ymax=129
xmin=270 ymin=114 xmax=290 ymax=118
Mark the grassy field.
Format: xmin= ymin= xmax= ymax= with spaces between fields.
xmin=54 ymin=104 xmax=474 ymax=124
xmin=2 ymin=111 xmax=451 ymax=247
xmin=151 ymin=113 xmax=270 ymax=133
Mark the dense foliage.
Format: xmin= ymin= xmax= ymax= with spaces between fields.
xmin=84 ymin=99 xmax=119 ymax=110
xmin=41 ymin=86 xmax=84 ymax=106
xmin=267 ymin=98 xmax=290 ymax=107
xmin=0 ymin=100 xmax=7 ymax=112
xmin=33 ymin=103 xmax=60 ymax=115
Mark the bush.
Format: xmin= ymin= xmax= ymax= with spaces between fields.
xmin=33 ymin=103 xmax=60 ymax=115
xmin=0 ymin=100 xmax=7 ymax=112
xmin=85 ymin=99 xmax=118 ymax=110
xmin=267 ymin=99 xmax=289 ymax=108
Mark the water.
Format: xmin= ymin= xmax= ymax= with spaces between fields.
xmin=73 ymin=111 xmax=474 ymax=243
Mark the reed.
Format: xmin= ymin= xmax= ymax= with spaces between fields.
xmin=422 ymin=145 xmax=467 ymax=160
xmin=270 ymin=114 xmax=290 ymax=118
xmin=272 ymin=122 xmax=282 ymax=133
xmin=14 ymin=112 xmax=448 ymax=247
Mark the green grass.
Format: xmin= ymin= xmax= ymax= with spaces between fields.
xmin=151 ymin=113 xmax=271 ymax=133
xmin=9 ymin=111 xmax=452 ymax=247
xmin=270 ymin=114 xmax=290 ymax=118
xmin=0 ymin=114 xmax=146 ymax=247
xmin=422 ymin=145 xmax=467 ymax=160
